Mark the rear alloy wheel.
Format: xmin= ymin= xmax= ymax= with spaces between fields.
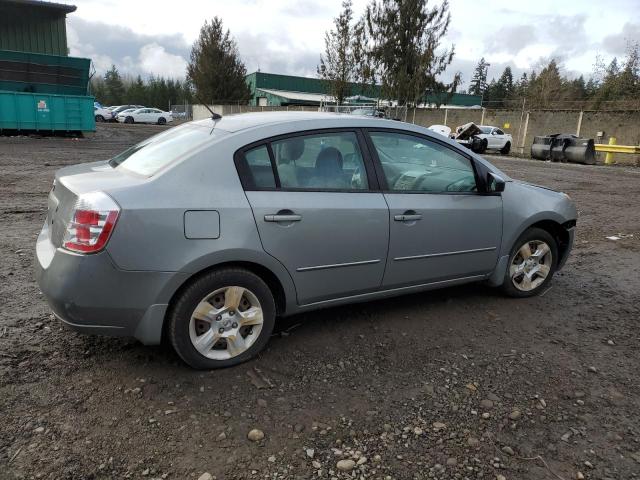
xmin=500 ymin=142 xmax=511 ymax=155
xmin=168 ymin=268 xmax=276 ymax=369
xmin=502 ymin=228 xmax=558 ymax=297
xmin=157 ymin=117 xmax=166 ymax=125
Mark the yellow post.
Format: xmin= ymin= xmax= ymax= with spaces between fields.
xmin=605 ymin=137 xmax=617 ymax=165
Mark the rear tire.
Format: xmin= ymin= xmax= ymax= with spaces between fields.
xmin=167 ymin=268 xmax=276 ymax=369
xmin=500 ymin=142 xmax=511 ymax=155
xmin=501 ymin=228 xmax=558 ymax=298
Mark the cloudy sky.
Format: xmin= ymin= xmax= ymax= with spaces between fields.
xmin=62 ymin=0 xmax=640 ymax=88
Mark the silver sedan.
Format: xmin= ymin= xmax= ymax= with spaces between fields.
xmin=36 ymin=112 xmax=577 ymax=369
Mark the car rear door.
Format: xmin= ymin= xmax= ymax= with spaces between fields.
xmin=236 ymin=129 xmax=389 ymax=305
xmin=366 ymin=129 xmax=502 ymax=288
xmin=150 ymin=109 xmax=163 ymax=122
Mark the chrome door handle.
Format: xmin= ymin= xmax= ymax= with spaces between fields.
xmin=264 ymin=214 xmax=302 ymax=222
xmin=394 ymin=213 xmax=422 ymax=221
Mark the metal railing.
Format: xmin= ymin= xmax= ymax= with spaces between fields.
xmin=594 ymin=137 xmax=640 ymax=164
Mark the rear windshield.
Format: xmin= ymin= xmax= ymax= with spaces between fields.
xmin=109 ymin=124 xmax=223 ymax=176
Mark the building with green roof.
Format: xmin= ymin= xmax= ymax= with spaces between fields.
xmin=245 ymin=71 xmax=481 ymax=108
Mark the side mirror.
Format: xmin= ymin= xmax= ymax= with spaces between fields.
xmin=487 ymin=172 xmax=505 ymax=193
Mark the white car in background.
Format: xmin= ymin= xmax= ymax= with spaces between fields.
xmin=477 ymin=126 xmax=512 ymax=154
xmin=116 ymin=108 xmax=173 ymax=125
xmin=94 ymin=106 xmax=114 ymax=122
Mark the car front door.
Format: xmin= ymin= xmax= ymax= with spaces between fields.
xmin=366 ymin=130 xmax=502 ymax=288
xmin=237 ymin=130 xmax=389 ymax=305
xmin=138 ymin=109 xmax=152 ymax=123
xmin=494 ymin=128 xmax=506 ymax=148
xmin=489 ymin=128 xmax=502 ymax=149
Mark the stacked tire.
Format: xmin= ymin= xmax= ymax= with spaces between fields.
xmin=531 ymin=134 xmax=595 ymax=165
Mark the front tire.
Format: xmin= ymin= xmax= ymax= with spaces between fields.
xmin=157 ymin=117 xmax=166 ymax=125
xmin=472 ymin=137 xmax=488 ymax=154
xmin=167 ymin=268 xmax=276 ymax=369
xmin=501 ymin=228 xmax=558 ymax=298
xmin=124 ymin=116 xmax=134 ymax=124
xmin=500 ymin=142 xmax=511 ymax=155
xmin=95 ymin=114 xmax=104 ymax=122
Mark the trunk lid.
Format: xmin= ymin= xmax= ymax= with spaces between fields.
xmin=47 ymin=161 xmax=145 ymax=247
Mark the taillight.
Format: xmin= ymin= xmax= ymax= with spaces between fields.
xmin=62 ymin=192 xmax=120 ymax=253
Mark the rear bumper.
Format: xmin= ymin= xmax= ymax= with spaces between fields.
xmin=35 ymin=222 xmax=188 ymax=345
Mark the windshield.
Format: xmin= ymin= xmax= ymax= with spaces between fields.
xmin=109 ymin=124 xmax=223 ymax=176
xmin=479 ymin=126 xmax=492 ymax=134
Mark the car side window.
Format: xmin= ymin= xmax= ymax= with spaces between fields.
xmin=496 ymin=129 xmax=505 ymax=135
xmin=369 ymin=131 xmax=477 ymax=193
xmin=270 ymin=132 xmax=368 ymax=190
xmin=244 ymin=145 xmax=276 ymax=189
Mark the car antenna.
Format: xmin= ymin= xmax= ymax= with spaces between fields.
xmin=195 ymin=95 xmax=222 ymax=121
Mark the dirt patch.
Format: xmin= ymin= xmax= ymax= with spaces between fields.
xmin=1 ymin=124 xmax=639 ymax=480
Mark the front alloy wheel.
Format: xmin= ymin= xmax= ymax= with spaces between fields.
xmin=168 ymin=268 xmax=276 ymax=369
xmin=502 ymin=227 xmax=558 ymax=297
xmin=509 ymin=240 xmax=552 ymax=291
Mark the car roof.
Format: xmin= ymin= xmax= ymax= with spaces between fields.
xmin=191 ymin=111 xmax=410 ymax=134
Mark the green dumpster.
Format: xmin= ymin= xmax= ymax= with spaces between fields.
xmin=0 ymin=90 xmax=95 ymax=132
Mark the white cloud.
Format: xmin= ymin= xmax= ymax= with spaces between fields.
xmin=138 ymin=43 xmax=188 ymax=78
xmin=63 ymin=0 xmax=640 ymax=87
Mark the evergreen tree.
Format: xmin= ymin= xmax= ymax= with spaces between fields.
xmin=514 ymin=72 xmax=529 ymax=98
xmin=484 ymin=66 xmax=514 ymax=106
xmin=351 ymin=17 xmax=377 ymax=98
xmin=90 ymin=75 xmax=106 ymax=102
xmin=483 ymin=79 xmax=499 ymax=104
xmin=567 ymin=75 xmax=587 ymax=102
xmin=125 ymin=75 xmax=146 ymax=105
xmin=526 ymin=59 xmax=564 ymax=108
xmin=187 ymin=17 xmax=250 ymax=103
xmin=318 ymin=0 xmax=356 ymax=105
xmin=365 ymin=0 xmax=457 ymax=106
xmin=469 ymin=57 xmax=490 ymax=96
xmin=103 ymin=65 xmax=125 ymax=105
xmin=497 ymin=66 xmax=513 ymax=96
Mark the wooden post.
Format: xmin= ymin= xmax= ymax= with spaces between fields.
xmin=480 ymin=107 xmax=486 ymax=125
xmin=443 ymin=108 xmax=448 ymax=126
xmin=516 ymin=98 xmax=526 ymax=152
xmin=520 ymin=112 xmax=530 ymax=155
xmin=576 ymin=110 xmax=583 ymax=136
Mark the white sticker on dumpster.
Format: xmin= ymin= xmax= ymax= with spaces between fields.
xmin=37 ymin=100 xmax=49 ymax=112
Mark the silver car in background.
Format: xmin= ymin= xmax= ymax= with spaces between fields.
xmin=36 ymin=112 xmax=577 ymax=369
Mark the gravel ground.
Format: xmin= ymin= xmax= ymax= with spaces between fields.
xmin=1 ymin=123 xmax=639 ymax=480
